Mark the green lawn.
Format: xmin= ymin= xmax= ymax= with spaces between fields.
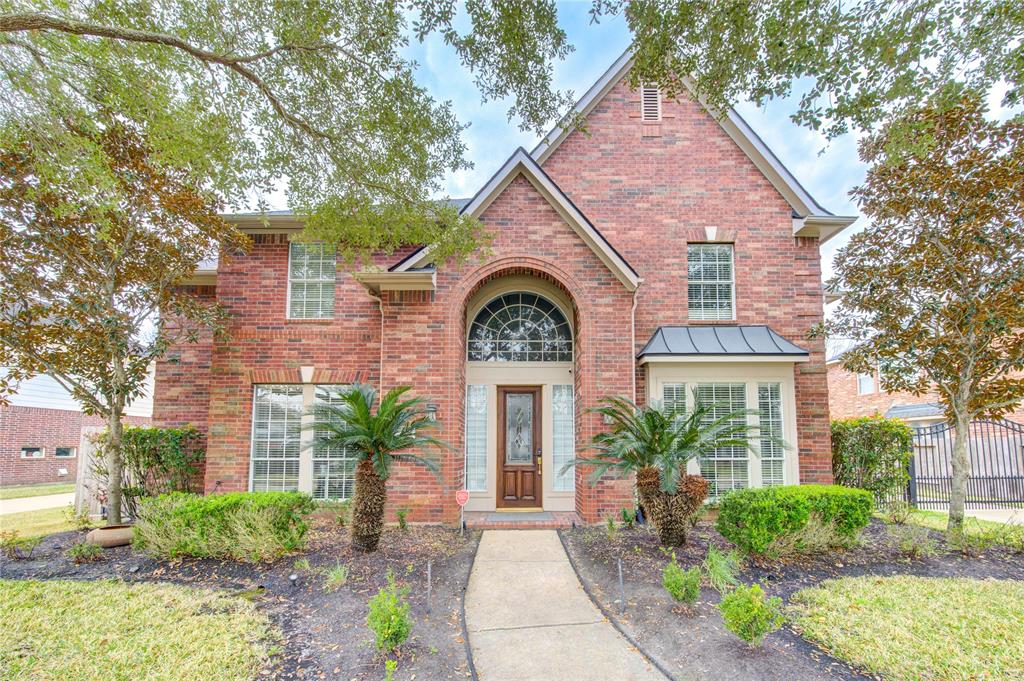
xmin=0 ymin=483 xmax=75 ymax=500
xmin=904 ymin=509 xmax=1012 ymax=533
xmin=0 ymin=506 xmax=83 ymax=538
xmin=0 ymin=580 xmax=279 ymax=680
xmin=789 ymin=576 xmax=1024 ymax=681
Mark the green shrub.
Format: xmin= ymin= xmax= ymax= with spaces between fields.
xmin=718 ymin=583 xmax=784 ymax=646
xmin=662 ymin=552 xmax=701 ymax=604
xmin=134 ymin=491 xmax=316 ymax=562
xmin=396 ymin=508 xmax=409 ymax=530
xmin=366 ymin=571 xmax=411 ymax=652
xmin=621 ymin=507 xmax=637 ymax=529
xmin=67 ymin=541 xmax=102 ymax=564
xmin=762 ymin=514 xmax=860 ymax=559
xmin=831 ymin=416 xmax=912 ymax=504
xmin=716 ymin=485 xmax=873 ymax=556
xmin=702 ymin=545 xmax=741 ymax=593
xmin=1 ymin=531 xmax=42 ymax=560
xmin=605 ymin=516 xmax=617 ymax=540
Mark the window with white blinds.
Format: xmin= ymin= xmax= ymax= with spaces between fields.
xmin=552 ymin=385 xmax=575 ymax=492
xmin=313 ymin=385 xmax=357 ymax=500
xmin=696 ymin=383 xmax=748 ymax=498
xmin=687 ymin=244 xmax=735 ymax=320
xmin=758 ymin=383 xmax=785 ymax=487
xmin=641 ymin=86 xmax=661 ymax=122
xmin=465 ymin=385 xmax=487 ymax=491
xmin=662 ymin=383 xmax=686 ymax=415
xmin=250 ymin=385 xmax=302 ymax=492
xmin=288 ymin=242 xmax=336 ymax=319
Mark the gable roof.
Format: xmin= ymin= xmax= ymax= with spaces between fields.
xmin=530 ymin=50 xmax=856 ymax=243
xmin=390 ymin=147 xmax=641 ymax=291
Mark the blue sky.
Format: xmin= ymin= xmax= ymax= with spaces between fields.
xmin=403 ymin=3 xmax=866 ymax=281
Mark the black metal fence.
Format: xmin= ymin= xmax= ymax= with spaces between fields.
xmin=905 ymin=419 xmax=1024 ymax=509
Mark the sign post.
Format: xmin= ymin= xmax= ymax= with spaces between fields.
xmin=455 ymin=489 xmax=469 ymax=537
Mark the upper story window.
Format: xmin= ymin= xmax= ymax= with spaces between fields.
xmin=467 ymin=292 xmax=573 ymax=362
xmin=687 ymin=243 xmax=735 ymax=320
xmin=857 ymin=372 xmax=876 ymax=395
xmin=288 ymin=242 xmax=336 ymax=319
xmin=641 ymin=86 xmax=662 ymax=122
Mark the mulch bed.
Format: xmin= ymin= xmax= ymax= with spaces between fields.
xmin=0 ymin=513 xmax=480 ymax=680
xmin=561 ymin=518 xmax=1024 ymax=681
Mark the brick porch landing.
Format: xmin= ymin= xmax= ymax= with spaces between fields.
xmin=464 ymin=511 xmax=583 ymax=530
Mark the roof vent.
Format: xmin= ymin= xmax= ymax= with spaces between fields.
xmin=641 ymin=86 xmax=661 ymax=122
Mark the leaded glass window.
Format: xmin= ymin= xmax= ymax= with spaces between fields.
xmin=467 ymin=292 xmax=572 ymax=362
xmin=313 ymin=385 xmax=357 ymax=500
xmin=552 ymin=385 xmax=575 ymax=491
xmin=465 ymin=385 xmax=487 ymax=491
xmin=288 ymin=242 xmax=336 ymax=319
xmin=688 ymin=244 xmax=734 ymax=320
xmin=250 ymin=385 xmax=302 ymax=492
xmin=696 ymin=383 xmax=748 ymax=498
xmin=758 ymin=383 xmax=785 ymax=487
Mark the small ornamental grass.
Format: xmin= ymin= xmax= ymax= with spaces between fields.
xmin=788 ymin=576 xmax=1024 ymax=681
xmin=718 ymin=583 xmax=783 ymax=646
xmin=366 ymin=571 xmax=412 ymax=653
xmin=0 ymin=579 xmax=278 ymax=680
xmin=134 ymin=491 xmax=316 ymax=562
xmin=701 ymin=545 xmax=741 ymax=593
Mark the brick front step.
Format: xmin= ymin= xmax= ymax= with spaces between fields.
xmin=463 ymin=511 xmax=583 ymax=530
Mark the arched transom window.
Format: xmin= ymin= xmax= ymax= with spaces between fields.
xmin=467 ymin=292 xmax=573 ymax=362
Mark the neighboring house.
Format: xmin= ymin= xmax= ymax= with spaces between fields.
xmin=826 ymin=358 xmax=1024 ymax=426
xmin=153 ymin=52 xmax=856 ymax=524
xmin=0 ymin=373 xmax=153 ymax=487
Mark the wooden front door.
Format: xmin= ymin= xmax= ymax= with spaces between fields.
xmin=497 ymin=386 xmax=542 ymax=508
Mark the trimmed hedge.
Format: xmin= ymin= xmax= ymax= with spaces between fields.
xmin=134 ymin=491 xmax=316 ymax=562
xmin=716 ymin=485 xmax=873 ymax=555
xmin=831 ymin=416 xmax=913 ymax=504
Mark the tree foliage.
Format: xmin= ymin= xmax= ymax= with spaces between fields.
xmin=0 ymin=119 xmax=248 ymax=522
xmin=0 ymin=1 xmax=574 ymax=262
xmin=822 ymin=94 xmax=1024 ymax=527
xmin=593 ymin=0 xmax=1023 ymax=148
xmin=831 ymin=416 xmax=913 ymax=505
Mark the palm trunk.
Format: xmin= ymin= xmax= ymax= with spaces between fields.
xmin=351 ymin=458 xmax=387 ymax=551
xmin=106 ymin=406 xmax=124 ymax=525
xmin=947 ymin=409 xmax=971 ymax=532
xmin=636 ymin=467 xmax=709 ymax=547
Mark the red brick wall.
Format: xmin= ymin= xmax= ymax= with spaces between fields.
xmin=540 ymin=78 xmax=833 ymax=484
xmin=0 ymin=407 xmax=151 ymax=487
xmin=828 ymin=362 xmax=1024 ymax=424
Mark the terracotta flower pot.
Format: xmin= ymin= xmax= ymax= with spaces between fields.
xmin=86 ymin=524 xmax=134 ymax=548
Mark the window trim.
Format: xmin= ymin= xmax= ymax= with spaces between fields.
xmin=687 ymin=243 xmax=736 ymax=321
xmin=20 ymin=447 xmax=44 ymax=459
xmin=286 ymin=241 xmax=337 ymax=320
xmin=857 ymin=371 xmax=876 ymax=395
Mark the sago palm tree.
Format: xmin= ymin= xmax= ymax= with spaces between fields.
xmin=308 ymin=384 xmax=445 ymax=552
xmin=565 ymin=395 xmax=769 ymax=546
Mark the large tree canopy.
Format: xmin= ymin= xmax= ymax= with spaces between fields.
xmin=822 ymin=94 xmax=1024 ymax=528
xmin=594 ymin=0 xmax=1022 ymax=151
xmin=0 ymin=1 xmax=573 ymax=262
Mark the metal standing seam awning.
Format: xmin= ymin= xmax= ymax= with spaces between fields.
xmin=637 ymin=325 xmax=810 ymax=363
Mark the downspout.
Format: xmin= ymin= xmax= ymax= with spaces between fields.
xmin=367 ymin=290 xmax=385 ymax=390
xmin=630 ymin=280 xmax=643 ymax=403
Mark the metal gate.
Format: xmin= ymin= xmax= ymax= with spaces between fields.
xmin=908 ymin=419 xmax=1024 ymax=509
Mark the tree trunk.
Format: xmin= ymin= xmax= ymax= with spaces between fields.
xmin=635 ymin=467 xmax=709 ymax=547
xmin=947 ymin=409 xmax=971 ymax=532
xmin=105 ymin=406 xmax=124 ymax=525
xmin=350 ymin=458 xmax=387 ymax=552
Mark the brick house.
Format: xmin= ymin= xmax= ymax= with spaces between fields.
xmin=827 ymin=357 xmax=1024 ymax=426
xmin=0 ymin=374 xmax=152 ymax=487
xmin=154 ymin=52 xmax=855 ymax=524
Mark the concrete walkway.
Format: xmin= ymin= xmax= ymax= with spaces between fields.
xmin=464 ymin=530 xmax=666 ymax=681
xmin=0 ymin=492 xmax=75 ymax=515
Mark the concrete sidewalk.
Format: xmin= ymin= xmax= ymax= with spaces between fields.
xmin=0 ymin=492 xmax=75 ymax=515
xmin=464 ymin=530 xmax=666 ymax=681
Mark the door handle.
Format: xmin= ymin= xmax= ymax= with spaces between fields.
xmin=536 ymin=449 xmax=542 ymax=474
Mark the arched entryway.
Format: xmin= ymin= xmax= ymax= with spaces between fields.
xmin=461 ymin=276 xmax=578 ymax=512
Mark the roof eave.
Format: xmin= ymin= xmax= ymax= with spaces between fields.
xmin=352 ymin=270 xmax=436 ymax=296
xmin=638 ymin=353 xmax=810 ymax=365
xmin=794 ymin=214 xmax=858 ymax=243
xmin=223 ymin=213 xmax=305 ymax=233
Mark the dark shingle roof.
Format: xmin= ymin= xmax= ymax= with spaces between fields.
xmin=885 ymin=403 xmax=944 ymax=420
xmin=638 ymin=325 xmax=809 ymax=359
